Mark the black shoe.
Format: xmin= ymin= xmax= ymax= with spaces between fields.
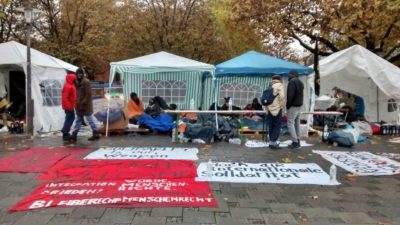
xmin=62 ymin=133 xmax=70 ymax=141
xmin=88 ymin=131 xmax=100 ymax=141
xmin=69 ymin=133 xmax=77 ymax=143
xmin=288 ymin=141 xmax=301 ymax=149
xmin=269 ymin=144 xmax=281 ymax=150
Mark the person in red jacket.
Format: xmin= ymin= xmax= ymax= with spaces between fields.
xmin=61 ymin=73 xmax=77 ymax=141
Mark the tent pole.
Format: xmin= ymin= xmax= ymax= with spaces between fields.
xmin=377 ymin=87 xmax=379 ymax=122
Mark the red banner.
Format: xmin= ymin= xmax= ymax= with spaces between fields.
xmin=0 ymin=148 xmax=88 ymax=173
xmin=9 ymin=178 xmax=217 ymax=212
xmin=37 ymin=159 xmax=197 ymax=181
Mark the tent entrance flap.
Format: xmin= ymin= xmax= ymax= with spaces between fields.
xmin=8 ymin=71 xmax=26 ymax=119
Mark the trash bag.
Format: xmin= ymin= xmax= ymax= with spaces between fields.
xmin=94 ymin=109 xmax=123 ymax=123
xmin=327 ymin=130 xmax=355 ymax=147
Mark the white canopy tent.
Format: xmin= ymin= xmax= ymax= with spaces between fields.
xmin=0 ymin=41 xmax=78 ymax=133
xmin=319 ymin=45 xmax=400 ymax=123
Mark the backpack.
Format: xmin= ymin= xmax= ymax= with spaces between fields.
xmin=260 ymin=87 xmax=276 ymax=106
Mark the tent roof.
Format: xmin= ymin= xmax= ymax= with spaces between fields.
xmin=319 ymin=44 xmax=400 ymax=99
xmin=216 ymin=50 xmax=313 ymax=76
xmin=110 ymin=51 xmax=215 ymax=73
xmin=0 ymin=41 xmax=77 ymax=71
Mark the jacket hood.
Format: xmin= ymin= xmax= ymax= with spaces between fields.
xmin=66 ymin=73 xmax=76 ymax=84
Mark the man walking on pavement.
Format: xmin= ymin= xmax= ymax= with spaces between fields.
xmin=70 ymin=68 xmax=100 ymax=142
xmin=61 ymin=72 xmax=76 ymax=141
xmin=286 ymin=70 xmax=304 ymax=149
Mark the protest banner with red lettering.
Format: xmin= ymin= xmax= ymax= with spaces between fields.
xmin=9 ymin=179 xmax=217 ymax=212
xmin=37 ymin=159 xmax=197 ymax=181
xmin=0 ymin=148 xmax=88 ymax=173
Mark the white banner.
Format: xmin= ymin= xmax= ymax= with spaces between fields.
xmin=84 ymin=147 xmax=198 ymax=160
xmin=196 ymin=162 xmax=338 ymax=185
xmin=313 ymin=150 xmax=400 ymax=176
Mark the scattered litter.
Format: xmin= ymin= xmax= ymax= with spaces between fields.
xmin=297 ymin=156 xmax=305 ymax=160
xmin=344 ymin=173 xmax=358 ymax=181
xmin=282 ymin=157 xmax=292 ymax=163
xmin=245 ymin=140 xmax=268 ymax=148
xmin=192 ymin=139 xmax=206 ymax=144
xmin=388 ymin=137 xmax=400 ymax=144
xmin=228 ymin=138 xmax=241 ymax=145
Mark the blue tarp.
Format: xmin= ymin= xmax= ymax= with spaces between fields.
xmin=216 ymin=50 xmax=313 ymax=76
xmin=138 ymin=114 xmax=175 ymax=132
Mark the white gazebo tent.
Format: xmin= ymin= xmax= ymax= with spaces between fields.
xmin=319 ymin=45 xmax=400 ymax=123
xmin=0 ymin=41 xmax=77 ymax=133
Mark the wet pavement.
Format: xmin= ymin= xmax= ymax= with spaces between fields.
xmin=0 ymin=133 xmax=399 ymax=225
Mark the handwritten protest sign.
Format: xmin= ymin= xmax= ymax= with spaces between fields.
xmin=9 ymin=178 xmax=217 ymax=212
xmin=313 ymin=150 xmax=400 ymax=176
xmin=0 ymin=148 xmax=88 ymax=173
xmin=37 ymin=160 xmax=197 ymax=181
xmin=196 ymin=162 xmax=337 ymax=185
xmin=84 ymin=147 xmax=198 ymax=160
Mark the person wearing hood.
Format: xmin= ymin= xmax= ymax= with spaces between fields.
xmin=286 ymin=70 xmax=304 ymax=149
xmin=264 ymin=75 xmax=285 ymax=149
xmin=70 ymin=68 xmax=100 ymax=142
xmin=61 ymin=73 xmax=77 ymax=141
xmin=127 ymin=92 xmax=144 ymax=124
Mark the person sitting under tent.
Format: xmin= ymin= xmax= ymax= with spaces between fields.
xmin=127 ymin=92 xmax=144 ymax=124
xmin=244 ymin=98 xmax=263 ymax=119
xmin=0 ymin=94 xmax=11 ymax=132
xmin=354 ymin=95 xmax=365 ymax=120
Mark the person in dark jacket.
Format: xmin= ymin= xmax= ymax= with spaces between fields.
xmin=61 ymin=73 xmax=77 ymax=141
xmin=70 ymin=68 xmax=100 ymax=142
xmin=286 ymin=70 xmax=304 ymax=149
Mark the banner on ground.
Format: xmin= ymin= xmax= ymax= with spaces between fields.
xmin=196 ymin=162 xmax=338 ymax=185
xmin=0 ymin=148 xmax=87 ymax=173
xmin=313 ymin=150 xmax=400 ymax=176
xmin=37 ymin=160 xmax=197 ymax=181
xmin=84 ymin=147 xmax=198 ymax=160
xmin=9 ymin=178 xmax=217 ymax=212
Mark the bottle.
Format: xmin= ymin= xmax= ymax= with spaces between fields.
xmin=228 ymin=98 xmax=233 ymax=111
xmin=323 ymin=124 xmax=329 ymax=141
xmin=329 ymin=164 xmax=337 ymax=184
xmin=190 ymin=98 xmax=195 ymax=110
xmin=206 ymin=159 xmax=213 ymax=178
xmin=171 ymin=128 xmax=176 ymax=142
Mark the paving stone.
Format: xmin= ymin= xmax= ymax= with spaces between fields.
xmin=301 ymin=208 xmax=337 ymax=218
xmin=0 ymin=211 xmax=28 ymax=224
xmin=46 ymin=215 xmax=82 ymax=225
xmin=151 ymin=207 xmax=182 ymax=217
xmin=262 ymin=213 xmax=298 ymax=225
xmin=37 ymin=207 xmax=75 ymax=215
xmin=216 ymin=218 xmax=250 ymax=225
xmin=183 ymin=210 xmax=215 ymax=224
xmin=246 ymin=190 xmax=277 ymax=201
xmin=199 ymin=195 xmax=229 ymax=212
xmin=238 ymin=199 xmax=268 ymax=208
xmin=99 ymin=208 xmax=135 ymax=224
xmin=70 ymin=207 xmax=106 ymax=219
xmin=0 ymin=196 xmax=24 ymax=207
xmin=12 ymin=213 xmax=54 ymax=225
xmin=337 ymin=212 xmax=377 ymax=224
xmin=229 ymin=208 xmax=262 ymax=219
xmin=132 ymin=216 xmax=166 ymax=225
xmin=268 ymin=203 xmax=302 ymax=213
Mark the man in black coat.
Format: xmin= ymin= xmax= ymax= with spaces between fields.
xmin=286 ymin=70 xmax=304 ymax=149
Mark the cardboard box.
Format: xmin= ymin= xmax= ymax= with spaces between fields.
xmin=100 ymin=106 xmax=129 ymax=132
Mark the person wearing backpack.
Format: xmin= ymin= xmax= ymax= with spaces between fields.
xmin=263 ymin=75 xmax=285 ymax=149
xmin=286 ymin=70 xmax=304 ymax=149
